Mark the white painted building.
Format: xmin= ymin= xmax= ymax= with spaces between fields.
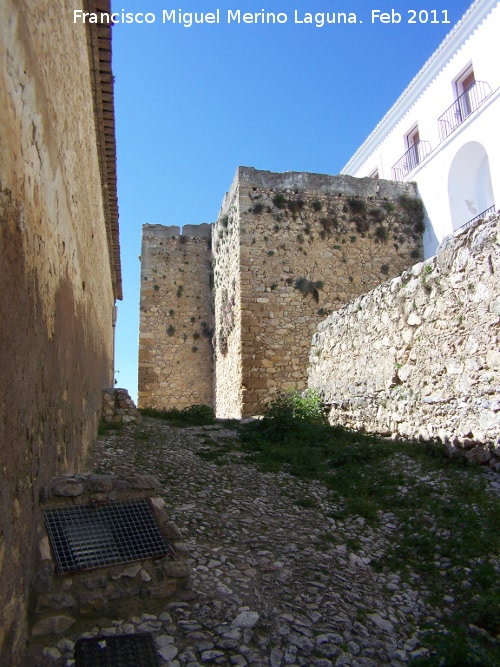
xmin=342 ymin=0 xmax=500 ymax=258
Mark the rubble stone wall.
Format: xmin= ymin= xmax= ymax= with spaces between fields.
xmin=308 ymin=215 xmax=500 ymax=452
xmin=32 ymin=474 xmax=190 ymax=640
xmin=138 ymin=168 xmax=424 ymax=419
xmin=138 ymin=224 xmax=214 ymax=410
xmin=213 ymin=167 xmax=424 ymax=417
xmin=102 ymin=388 xmax=142 ymax=425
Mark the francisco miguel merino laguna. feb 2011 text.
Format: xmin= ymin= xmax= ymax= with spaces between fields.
xmin=73 ymin=8 xmax=452 ymax=27
xmin=73 ymin=9 xmax=361 ymax=27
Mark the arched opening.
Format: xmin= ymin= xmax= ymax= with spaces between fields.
xmin=448 ymin=142 xmax=494 ymax=230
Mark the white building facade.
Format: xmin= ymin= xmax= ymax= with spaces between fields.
xmin=342 ymin=0 xmax=500 ymax=258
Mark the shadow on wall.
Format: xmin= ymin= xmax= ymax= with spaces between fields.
xmin=448 ymin=141 xmax=494 ymax=231
xmin=416 ymin=186 xmax=439 ymax=258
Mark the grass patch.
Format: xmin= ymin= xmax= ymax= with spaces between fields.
xmin=139 ymin=404 xmax=216 ymax=426
xmin=118 ymin=391 xmax=499 ymax=665
xmin=232 ymin=390 xmax=500 ymax=665
xmin=294 ymin=496 xmax=317 ymax=509
xmin=97 ymin=419 xmax=123 ymax=436
xmin=194 ymin=437 xmax=237 ymax=464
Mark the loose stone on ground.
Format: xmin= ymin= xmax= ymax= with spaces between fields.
xmin=26 ymin=418 xmax=499 ymax=666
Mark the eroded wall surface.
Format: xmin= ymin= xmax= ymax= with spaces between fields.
xmin=213 ymin=168 xmax=424 ymax=417
xmin=0 ymin=2 xmax=117 ymax=662
xmin=308 ymin=216 xmax=500 ymax=445
xmin=138 ymin=224 xmax=214 ymax=410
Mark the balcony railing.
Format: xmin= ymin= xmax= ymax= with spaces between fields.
xmin=438 ymin=81 xmax=492 ymax=141
xmin=459 ymin=204 xmax=496 ymax=232
xmin=391 ymin=140 xmax=432 ymax=181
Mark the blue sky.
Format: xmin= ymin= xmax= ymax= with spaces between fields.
xmin=111 ymin=0 xmax=473 ymax=399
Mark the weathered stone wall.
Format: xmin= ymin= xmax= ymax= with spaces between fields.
xmin=213 ymin=167 xmax=424 ymax=417
xmin=31 ymin=474 xmax=190 ymax=641
xmin=212 ymin=177 xmax=244 ymax=418
xmin=138 ymin=224 xmax=214 ymax=410
xmin=0 ymin=2 xmax=120 ymax=663
xmin=308 ymin=216 xmax=500 ymax=453
xmin=102 ymin=388 xmax=142 ymax=425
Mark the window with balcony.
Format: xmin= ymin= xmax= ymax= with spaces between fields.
xmin=456 ymin=66 xmax=476 ymax=117
xmin=391 ymin=125 xmax=432 ymax=180
xmin=406 ymin=126 xmax=421 ymax=167
xmin=437 ymin=64 xmax=492 ymax=141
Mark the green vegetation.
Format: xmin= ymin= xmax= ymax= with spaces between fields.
xmin=232 ymin=390 xmax=500 ymax=667
xmin=381 ymin=200 xmax=396 ymax=214
xmin=272 ymin=193 xmax=287 ymax=209
xmin=201 ymin=321 xmax=213 ymax=340
xmin=347 ymin=196 xmax=367 ymax=214
xmin=97 ymin=418 xmax=123 ymax=436
xmin=319 ymin=216 xmax=338 ymax=237
xmin=106 ymin=390 xmax=500 ymax=665
xmin=251 ymin=203 xmax=265 ymax=215
xmin=375 ymin=225 xmax=388 ymax=242
xmin=287 ymin=198 xmax=305 ymax=214
xmin=294 ymin=277 xmax=324 ymax=303
xmin=369 ymin=207 xmax=386 ymax=223
xmin=398 ymin=194 xmax=426 ymax=234
xmin=139 ymin=404 xmax=216 ymax=426
xmin=354 ymin=216 xmax=370 ymax=235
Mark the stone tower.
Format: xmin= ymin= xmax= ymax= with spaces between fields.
xmin=138 ymin=224 xmax=214 ymax=409
xmin=139 ymin=167 xmax=424 ymax=417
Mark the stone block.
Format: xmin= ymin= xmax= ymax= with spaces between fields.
xmin=172 ymin=542 xmax=190 ymax=560
xmin=31 ymin=615 xmax=75 ymax=637
xmin=161 ymin=561 xmax=191 ymax=578
xmin=127 ymin=475 xmax=161 ymax=490
xmin=33 ymin=561 xmax=56 ymax=594
xmin=77 ymin=591 xmax=108 ymax=612
xmin=159 ymin=520 xmax=183 ymax=541
xmin=38 ymin=536 xmax=52 ymax=561
xmin=36 ymin=593 xmax=76 ymax=613
xmin=51 ymin=480 xmax=85 ymax=497
xmin=88 ymin=475 xmax=114 ymax=494
xmin=149 ymin=580 xmax=177 ymax=598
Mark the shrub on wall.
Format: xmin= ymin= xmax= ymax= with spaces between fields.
xmin=398 ymin=194 xmax=425 ymax=233
xmin=294 ymin=277 xmax=324 ymax=303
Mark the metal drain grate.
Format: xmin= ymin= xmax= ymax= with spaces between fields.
xmin=44 ymin=499 xmax=170 ymax=574
xmin=75 ymin=633 xmax=160 ymax=667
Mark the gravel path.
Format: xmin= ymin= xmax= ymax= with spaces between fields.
xmin=27 ymin=417 xmax=500 ymax=666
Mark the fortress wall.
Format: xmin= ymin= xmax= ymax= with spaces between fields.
xmin=308 ymin=216 xmax=500 ymax=448
xmin=214 ymin=167 xmax=424 ymax=417
xmin=138 ymin=224 xmax=214 ymax=410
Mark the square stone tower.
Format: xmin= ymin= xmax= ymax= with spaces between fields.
xmin=138 ymin=168 xmax=424 ymax=417
xmin=212 ymin=167 xmax=424 ymax=417
xmin=138 ymin=224 xmax=214 ymax=410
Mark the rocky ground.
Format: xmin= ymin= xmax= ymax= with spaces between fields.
xmin=26 ymin=417 xmax=500 ymax=667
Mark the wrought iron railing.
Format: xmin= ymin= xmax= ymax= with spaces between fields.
xmin=391 ymin=140 xmax=432 ymax=180
xmin=459 ymin=204 xmax=496 ymax=232
xmin=438 ymin=81 xmax=492 ymax=141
